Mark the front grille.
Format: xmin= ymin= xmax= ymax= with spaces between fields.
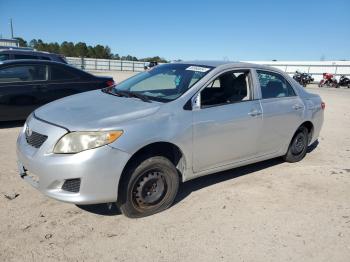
xmin=62 ymin=179 xmax=81 ymax=193
xmin=25 ymin=130 xmax=48 ymax=148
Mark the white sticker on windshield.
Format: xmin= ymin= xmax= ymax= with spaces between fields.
xmin=186 ymin=66 xmax=210 ymax=72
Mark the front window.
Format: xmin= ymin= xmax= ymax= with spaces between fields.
xmin=110 ymin=64 xmax=213 ymax=102
xmin=0 ymin=54 xmax=10 ymax=61
xmin=0 ymin=65 xmax=48 ymax=83
xmin=201 ymin=70 xmax=251 ymax=107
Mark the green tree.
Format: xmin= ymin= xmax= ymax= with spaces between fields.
xmin=103 ymin=46 xmax=112 ymax=59
xmin=47 ymin=42 xmax=60 ymax=54
xmin=93 ymin=44 xmax=105 ymax=58
xmin=29 ymin=39 xmax=38 ymax=48
xmin=140 ymin=56 xmax=167 ymax=63
xmin=60 ymin=41 xmax=76 ymax=57
xmin=74 ymin=42 xmax=88 ymax=57
xmin=14 ymin=37 xmax=27 ymax=47
xmin=20 ymin=38 xmax=168 ymax=62
xmin=87 ymin=46 xmax=95 ymax=58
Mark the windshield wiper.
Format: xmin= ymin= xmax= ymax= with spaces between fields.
xmin=102 ymin=88 xmax=152 ymax=103
xmin=117 ymin=90 xmax=152 ymax=103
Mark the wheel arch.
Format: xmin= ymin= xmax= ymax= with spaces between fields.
xmin=297 ymin=120 xmax=314 ymax=144
xmin=118 ymin=141 xmax=186 ymax=197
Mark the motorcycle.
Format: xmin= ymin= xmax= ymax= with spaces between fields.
xmin=319 ymin=73 xmax=338 ymax=87
xmin=336 ymin=75 xmax=350 ymax=88
xmin=293 ymin=71 xmax=314 ymax=87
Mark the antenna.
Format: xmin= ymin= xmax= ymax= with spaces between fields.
xmin=10 ymin=18 xmax=14 ymax=38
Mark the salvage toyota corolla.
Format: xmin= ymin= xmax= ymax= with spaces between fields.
xmin=17 ymin=61 xmax=324 ymax=218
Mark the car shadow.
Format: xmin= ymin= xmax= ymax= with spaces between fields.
xmin=307 ymin=139 xmax=319 ymax=153
xmin=75 ymin=142 xmax=319 ymax=216
xmin=0 ymin=120 xmax=25 ymax=129
xmin=76 ymin=203 xmax=121 ymax=216
xmin=173 ymin=157 xmax=284 ymax=206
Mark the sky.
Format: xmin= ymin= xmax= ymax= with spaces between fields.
xmin=0 ymin=0 xmax=349 ymax=61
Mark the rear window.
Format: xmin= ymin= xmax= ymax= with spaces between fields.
xmin=257 ymin=70 xmax=296 ymax=99
xmin=50 ymin=66 xmax=77 ymax=80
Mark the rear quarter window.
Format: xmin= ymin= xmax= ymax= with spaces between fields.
xmin=50 ymin=66 xmax=78 ymax=80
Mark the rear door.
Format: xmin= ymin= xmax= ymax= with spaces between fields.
xmin=0 ymin=64 xmax=48 ymax=120
xmin=255 ymin=70 xmax=304 ymax=155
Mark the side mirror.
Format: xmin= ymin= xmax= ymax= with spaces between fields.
xmin=192 ymin=93 xmax=201 ymax=110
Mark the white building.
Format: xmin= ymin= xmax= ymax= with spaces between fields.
xmin=0 ymin=38 xmax=19 ymax=47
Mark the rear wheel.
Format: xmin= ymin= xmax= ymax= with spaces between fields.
xmin=283 ymin=126 xmax=309 ymax=163
xmin=117 ymin=156 xmax=179 ymax=218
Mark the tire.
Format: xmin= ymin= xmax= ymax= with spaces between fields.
xmin=117 ymin=156 xmax=179 ymax=218
xmin=283 ymin=126 xmax=309 ymax=163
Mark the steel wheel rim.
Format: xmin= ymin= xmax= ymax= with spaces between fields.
xmin=132 ymin=169 xmax=167 ymax=209
xmin=291 ymin=133 xmax=306 ymax=155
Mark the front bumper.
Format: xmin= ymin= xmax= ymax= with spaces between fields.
xmin=16 ymin=115 xmax=131 ymax=204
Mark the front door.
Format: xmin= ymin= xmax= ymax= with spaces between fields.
xmin=192 ymin=69 xmax=262 ymax=172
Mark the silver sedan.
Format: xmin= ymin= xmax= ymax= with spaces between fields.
xmin=17 ymin=61 xmax=324 ymax=218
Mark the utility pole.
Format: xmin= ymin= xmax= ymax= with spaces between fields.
xmin=10 ymin=18 xmax=14 ymax=38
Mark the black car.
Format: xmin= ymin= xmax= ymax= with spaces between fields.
xmin=0 ymin=49 xmax=67 ymax=63
xmin=0 ymin=60 xmax=114 ymax=121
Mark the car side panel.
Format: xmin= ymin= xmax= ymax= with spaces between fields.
xmin=192 ymin=101 xmax=263 ymax=172
xmin=258 ymin=96 xmax=305 ymax=155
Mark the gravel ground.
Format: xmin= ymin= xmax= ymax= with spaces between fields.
xmin=0 ymin=77 xmax=350 ymax=261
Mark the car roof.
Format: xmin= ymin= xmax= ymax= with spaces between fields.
xmin=0 ymin=59 xmax=94 ymax=77
xmin=0 ymin=49 xmax=60 ymax=56
xmin=176 ymin=60 xmax=278 ymax=71
xmin=0 ymin=59 xmax=67 ymax=66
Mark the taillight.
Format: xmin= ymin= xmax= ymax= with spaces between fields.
xmin=106 ymin=80 xmax=115 ymax=87
xmin=321 ymin=101 xmax=325 ymax=110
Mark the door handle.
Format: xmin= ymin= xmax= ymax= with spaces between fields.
xmin=293 ymin=104 xmax=303 ymax=110
xmin=248 ymin=109 xmax=262 ymax=117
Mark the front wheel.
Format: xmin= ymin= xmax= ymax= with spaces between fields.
xmin=117 ymin=156 xmax=179 ymax=218
xmin=283 ymin=126 xmax=309 ymax=163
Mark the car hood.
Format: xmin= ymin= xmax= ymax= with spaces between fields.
xmin=34 ymin=90 xmax=161 ymax=131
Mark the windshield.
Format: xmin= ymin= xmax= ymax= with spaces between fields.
xmin=111 ymin=63 xmax=213 ymax=102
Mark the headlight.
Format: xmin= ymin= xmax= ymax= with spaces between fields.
xmin=53 ymin=131 xmax=123 ymax=154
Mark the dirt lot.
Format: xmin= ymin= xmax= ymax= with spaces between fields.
xmin=0 ymin=79 xmax=350 ymax=261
